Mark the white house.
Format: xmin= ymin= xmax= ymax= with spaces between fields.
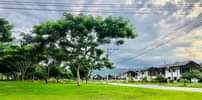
xmin=118 ymin=71 xmax=138 ymax=80
xmin=136 ymin=61 xmax=202 ymax=82
xmin=162 ymin=61 xmax=202 ymax=81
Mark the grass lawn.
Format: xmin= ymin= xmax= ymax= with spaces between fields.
xmin=0 ymin=81 xmax=202 ymax=100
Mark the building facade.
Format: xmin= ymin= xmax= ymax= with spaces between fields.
xmin=136 ymin=61 xmax=202 ymax=82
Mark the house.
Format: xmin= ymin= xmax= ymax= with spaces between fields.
xmin=137 ymin=69 xmax=148 ymax=81
xmin=136 ymin=61 xmax=202 ymax=82
xmin=160 ymin=61 xmax=202 ymax=81
xmin=136 ymin=67 xmax=165 ymax=81
xmin=118 ymin=71 xmax=138 ymax=80
xmin=144 ymin=67 xmax=165 ymax=81
xmin=92 ymin=74 xmax=104 ymax=80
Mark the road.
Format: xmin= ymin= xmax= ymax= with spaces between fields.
xmin=108 ymin=83 xmax=202 ymax=93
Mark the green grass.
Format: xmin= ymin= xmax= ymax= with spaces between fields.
xmin=0 ymin=81 xmax=202 ymax=100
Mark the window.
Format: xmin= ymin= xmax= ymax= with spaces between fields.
xmin=173 ymin=69 xmax=175 ymax=72
xmin=168 ymin=69 xmax=171 ymax=72
xmin=168 ymin=77 xmax=171 ymax=80
xmin=174 ymin=77 xmax=177 ymax=80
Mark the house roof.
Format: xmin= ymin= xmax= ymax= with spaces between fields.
xmin=159 ymin=60 xmax=198 ymax=68
xmin=123 ymin=71 xmax=137 ymax=74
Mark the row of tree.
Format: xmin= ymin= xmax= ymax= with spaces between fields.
xmin=0 ymin=13 xmax=137 ymax=86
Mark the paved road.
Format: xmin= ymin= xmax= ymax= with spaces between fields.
xmin=108 ymin=83 xmax=202 ymax=93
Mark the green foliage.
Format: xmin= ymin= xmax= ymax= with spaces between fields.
xmin=0 ymin=13 xmax=137 ymax=85
xmin=0 ymin=18 xmax=13 ymax=75
xmin=181 ymin=70 xmax=201 ymax=80
xmin=180 ymin=79 xmax=190 ymax=86
xmin=198 ymin=72 xmax=202 ymax=82
xmin=49 ymin=63 xmax=72 ymax=80
xmin=155 ymin=75 xmax=166 ymax=82
xmin=32 ymin=13 xmax=137 ymax=86
xmin=0 ymin=18 xmax=12 ymax=42
xmin=0 ymin=44 xmax=38 ymax=80
xmin=142 ymin=77 xmax=147 ymax=82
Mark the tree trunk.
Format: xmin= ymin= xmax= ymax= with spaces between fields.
xmin=45 ymin=79 xmax=48 ymax=84
xmin=21 ymin=74 xmax=25 ymax=81
xmin=0 ymin=73 xmax=3 ymax=80
xmin=76 ymin=65 xmax=81 ymax=86
xmin=184 ymin=81 xmax=186 ymax=86
xmin=32 ymin=73 xmax=35 ymax=82
xmin=13 ymin=73 xmax=17 ymax=80
xmin=45 ymin=66 xmax=49 ymax=84
xmin=85 ymin=77 xmax=88 ymax=84
xmin=56 ymin=77 xmax=59 ymax=83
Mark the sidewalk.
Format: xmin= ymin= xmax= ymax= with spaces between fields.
xmin=108 ymin=83 xmax=202 ymax=93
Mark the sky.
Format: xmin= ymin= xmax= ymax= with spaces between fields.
xmin=0 ymin=0 xmax=202 ymax=70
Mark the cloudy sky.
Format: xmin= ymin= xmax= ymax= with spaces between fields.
xmin=0 ymin=0 xmax=202 ymax=69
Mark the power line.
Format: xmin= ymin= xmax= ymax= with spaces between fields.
xmin=117 ymin=17 xmax=202 ymax=63
xmin=0 ymin=1 xmax=199 ymax=15
xmin=0 ymin=3 xmax=178 ymax=11
xmin=130 ymin=22 xmax=190 ymax=57
xmin=116 ymin=22 xmax=192 ymax=62
xmin=160 ymin=30 xmax=199 ymax=61
xmin=0 ymin=2 xmax=177 ymax=9
xmin=127 ymin=14 xmax=202 ymax=53
xmin=0 ymin=0 xmax=201 ymax=7
xmin=0 ymin=2 xmax=201 ymax=9
xmin=133 ymin=20 xmax=201 ymax=60
xmin=0 ymin=6 xmax=194 ymax=15
xmin=0 ymin=6 xmax=176 ymax=15
xmin=0 ymin=0 xmax=200 ymax=11
xmin=0 ymin=0 xmax=122 ymax=5
xmin=0 ymin=1 xmax=201 ymax=10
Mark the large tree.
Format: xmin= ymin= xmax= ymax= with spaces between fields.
xmin=32 ymin=13 xmax=137 ymax=86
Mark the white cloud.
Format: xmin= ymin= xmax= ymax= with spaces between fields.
xmin=0 ymin=0 xmax=201 ymax=68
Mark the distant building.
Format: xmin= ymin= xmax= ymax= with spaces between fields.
xmin=92 ymin=61 xmax=202 ymax=82
xmin=118 ymin=71 xmax=138 ymax=80
xmin=137 ymin=67 xmax=165 ymax=81
xmin=137 ymin=61 xmax=202 ymax=82
xmin=161 ymin=61 xmax=202 ymax=81
xmin=92 ymin=74 xmax=104 ymax=80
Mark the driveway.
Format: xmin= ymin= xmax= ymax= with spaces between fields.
xmin=108 ymin=83 xmax=202 ymax=93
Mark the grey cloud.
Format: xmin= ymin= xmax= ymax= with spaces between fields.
xmin=0 ymin=0 xmax=201 ymax=69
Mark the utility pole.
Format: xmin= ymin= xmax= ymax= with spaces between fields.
xmin=161 ymin=55 xmax=167 ymax=65
xmin=105 ymin=47 xmax=119 ymax=83
xmin=106 ymin=48 xmax=119 ymax=58
xmin=164 ymin=58 xmax=167 ymax=66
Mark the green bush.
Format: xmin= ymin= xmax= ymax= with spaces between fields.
xmin=180 ymin=79 xmax=190 ymax=86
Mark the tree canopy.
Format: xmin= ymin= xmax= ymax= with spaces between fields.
xmin=32 ymin=13 xmax=137 ymax=86
xmin=0 ymin=18 xmax=12 ymax=42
